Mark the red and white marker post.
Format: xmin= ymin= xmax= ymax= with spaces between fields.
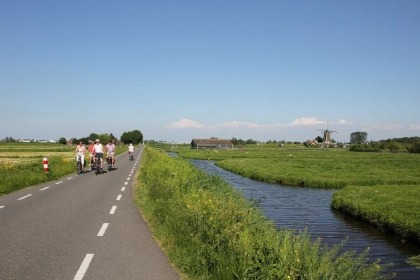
xmin=43 ymin=157 xmax=49 ymax=173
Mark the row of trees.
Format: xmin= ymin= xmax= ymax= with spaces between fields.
xmin=59 ymin=130 xmax=143 ymax=145
xmin=349 ymin=138 xmax=420 ymax=153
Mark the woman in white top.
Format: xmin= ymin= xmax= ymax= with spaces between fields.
xmin=93 ymin=139 xmax=104 ymax=169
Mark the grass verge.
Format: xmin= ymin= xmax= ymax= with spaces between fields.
xmin=134 ymin=147 xmax=393 ymax=279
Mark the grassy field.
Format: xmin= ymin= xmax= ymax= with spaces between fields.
xmin=332 ymin=185 xmax=420 ymax=244
xmin=171 ymin=144 xmax=420 ymax=188
xmin=135 ymin=147 xmax=392 ymax=279
xmin=0 ymin=142 xmax=128 ymax=195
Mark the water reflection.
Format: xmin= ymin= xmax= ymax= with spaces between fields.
xmin=190 ymin=159 xmax=420 ymax=280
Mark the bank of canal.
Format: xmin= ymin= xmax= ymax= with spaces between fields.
xmin=190 ymin=159 xmax=420 ymax=280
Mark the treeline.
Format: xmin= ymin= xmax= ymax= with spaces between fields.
xmin=60 ymin=129 xmax=143 ymax=145
xmin=350 ymin=137 xmax=420 ymax=153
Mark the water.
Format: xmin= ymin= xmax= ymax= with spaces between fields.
xmin=190 ymin=159 xmax=420 ymax=280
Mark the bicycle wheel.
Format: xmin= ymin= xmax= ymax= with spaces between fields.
xmin=77 ymin=160 xmax=81 ymax=175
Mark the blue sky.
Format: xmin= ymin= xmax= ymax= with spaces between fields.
xmin=1 ymin=0 xmax=419 ymax=143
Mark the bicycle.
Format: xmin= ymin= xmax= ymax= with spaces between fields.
xmin=76 ymin=155 xmax=83 ymax=175
xmin=95 ymin=154 xmax=103 ymax=175
xmin=129 ymin=152 xmax=134 ymax=161
xmin=107 ymin=155 xmax=115 ymax=171
xmin=90 ymin=154 xmax=96 ymax=171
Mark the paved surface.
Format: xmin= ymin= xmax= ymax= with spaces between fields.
xmin=0 ymin=146 xmax=180 ymax=280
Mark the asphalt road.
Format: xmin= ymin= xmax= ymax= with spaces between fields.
xmin=0 ymin=146 xmax=180 ymax=280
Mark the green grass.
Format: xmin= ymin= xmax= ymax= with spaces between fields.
xmin=171 ymin=144 xmax=420 ymax=188
xmin=134 ymin=147 xmax=393 ymax=279
xmin=331 ymin=185 xmax=420 ymax=243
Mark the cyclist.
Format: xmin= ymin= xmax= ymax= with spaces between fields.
xmin=128 ymin=143 xmax=134 ymax=159
xmin=75 ymin=141 xmax=86 ymax=173
xmin=105 ymin=140 xmax=116 ymax=169
xmin=88 ymin=141 xmax=95 ymax=169
xmin=93 ymin=139 xmax=104 ymax=171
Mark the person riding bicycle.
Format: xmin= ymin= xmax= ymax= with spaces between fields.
xmin=105 ymin=140 xmax=116 ymax=169
xmin=128 ymin=143 xmax=134 ymax=159
xmin=93 ymin=139 xmax=104 ymax=171
xmin=75 ymin=141 xmax=86 ymax=173
xmin=88 ymin=141 xmax=95 ymax=168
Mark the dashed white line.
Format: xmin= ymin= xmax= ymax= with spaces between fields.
xmin=121 ymin=187 xmax=126 ymax=192
xmin=55 ymin=181 xmax=63 ymax=185
xmin=116 ymin=194 xmax=122 ymax=201
xmin=97 ymin=223 xmax=109 ymax=237
xmin=126 ymin=177 xmax=130 ymax=180
xmin=110 ymin=206 xmax=117 ymax=214
xmin=67 ymin=177 xmax=73 ymax=180
xmin=17 ymin=194 xmax=32 ymax=200
xmin=40 ymin=186 xmax=50 ymax=191
xmin=124 ymin=182 xmax=128 ymax=185
xmin=0 ymin=206 xmax=5 ymax=209
xmin=73 ymin=253 xmax=94 ymax=280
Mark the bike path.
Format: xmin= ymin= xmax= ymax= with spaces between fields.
xmin=0 ymin=146 xmax=180 ymax=280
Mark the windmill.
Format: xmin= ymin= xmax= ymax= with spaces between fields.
xmin=316 ymin=121 xmax=339 ymax=144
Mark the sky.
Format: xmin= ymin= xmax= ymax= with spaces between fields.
xmin=1 ymin=0 xmax=419 ymax=143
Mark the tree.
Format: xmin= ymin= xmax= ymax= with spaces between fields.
xmin=120 ymin=130 xmax=143 ymax=144
xmin=315 ymin=136 xmax=323 ymax=143
xmin=89 ymin=133 xmax=99 ymax=142
xmin=98 ymin=133 xmax=111 ymax=144
xmin=58 ymin=137 xmax=67 ymax=144
xmin=350 ymin=132 xmax=368 ymax=144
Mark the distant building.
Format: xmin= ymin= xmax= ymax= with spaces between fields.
xmin=191 ymin=139 xmax=233 ymax=149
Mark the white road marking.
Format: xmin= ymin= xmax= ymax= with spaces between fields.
xmin=18 ymin=194 xmax=32 ymax=200
xmin=55 ymin=181 xmax=63 ymax=185
xmin=126 ymin=177 xmax=130 ymax=180
xmin=40 ymin=186 xmax=50 ymax=191
xmin=73 ymin=253 xmax=94 ymax=280
xmin=110 ymin=206 xmax=117 ymax=214
xmin=121 ymin=187 xmax=126 ymax=192
xmin=116 ymin=194 xmax=122 ymax=201
xmin=124 ymin=182 xmax=128 ymax=185
xmin=0 ymin=206 xmax=5 ymax=209
xmin=97 ymin=223 xmax=109 ymax=237
xmin=67 ymin=177 xmax=73 ymax=180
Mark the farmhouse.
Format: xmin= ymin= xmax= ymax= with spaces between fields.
xmin=191 ymin=139 xmax=233 ymax=150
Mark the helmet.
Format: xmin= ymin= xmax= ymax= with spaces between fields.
xmin=129 ymin=143 xmax=133 ymax=146
xmin=95 ymin=139 xmax=100 ymax=142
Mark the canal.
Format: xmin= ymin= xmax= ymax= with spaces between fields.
xmin=190 ymin=159 xmax=420 ymax=280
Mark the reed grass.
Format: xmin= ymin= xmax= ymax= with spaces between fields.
xmin=134 ymin=147 xmax=393 ymax=279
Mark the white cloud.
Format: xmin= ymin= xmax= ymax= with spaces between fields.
xmin=167 ymin=119 xmax=206 ymax=129
xmin=167 ymin=117 xmax=351 ymax=131
xmin=409 ymin=124 xmax=420 ymax=130
xmin=220 ymin=121 xmax=261 ymax=129
xmin=291 ymin=117 xmax=324 ymax=125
